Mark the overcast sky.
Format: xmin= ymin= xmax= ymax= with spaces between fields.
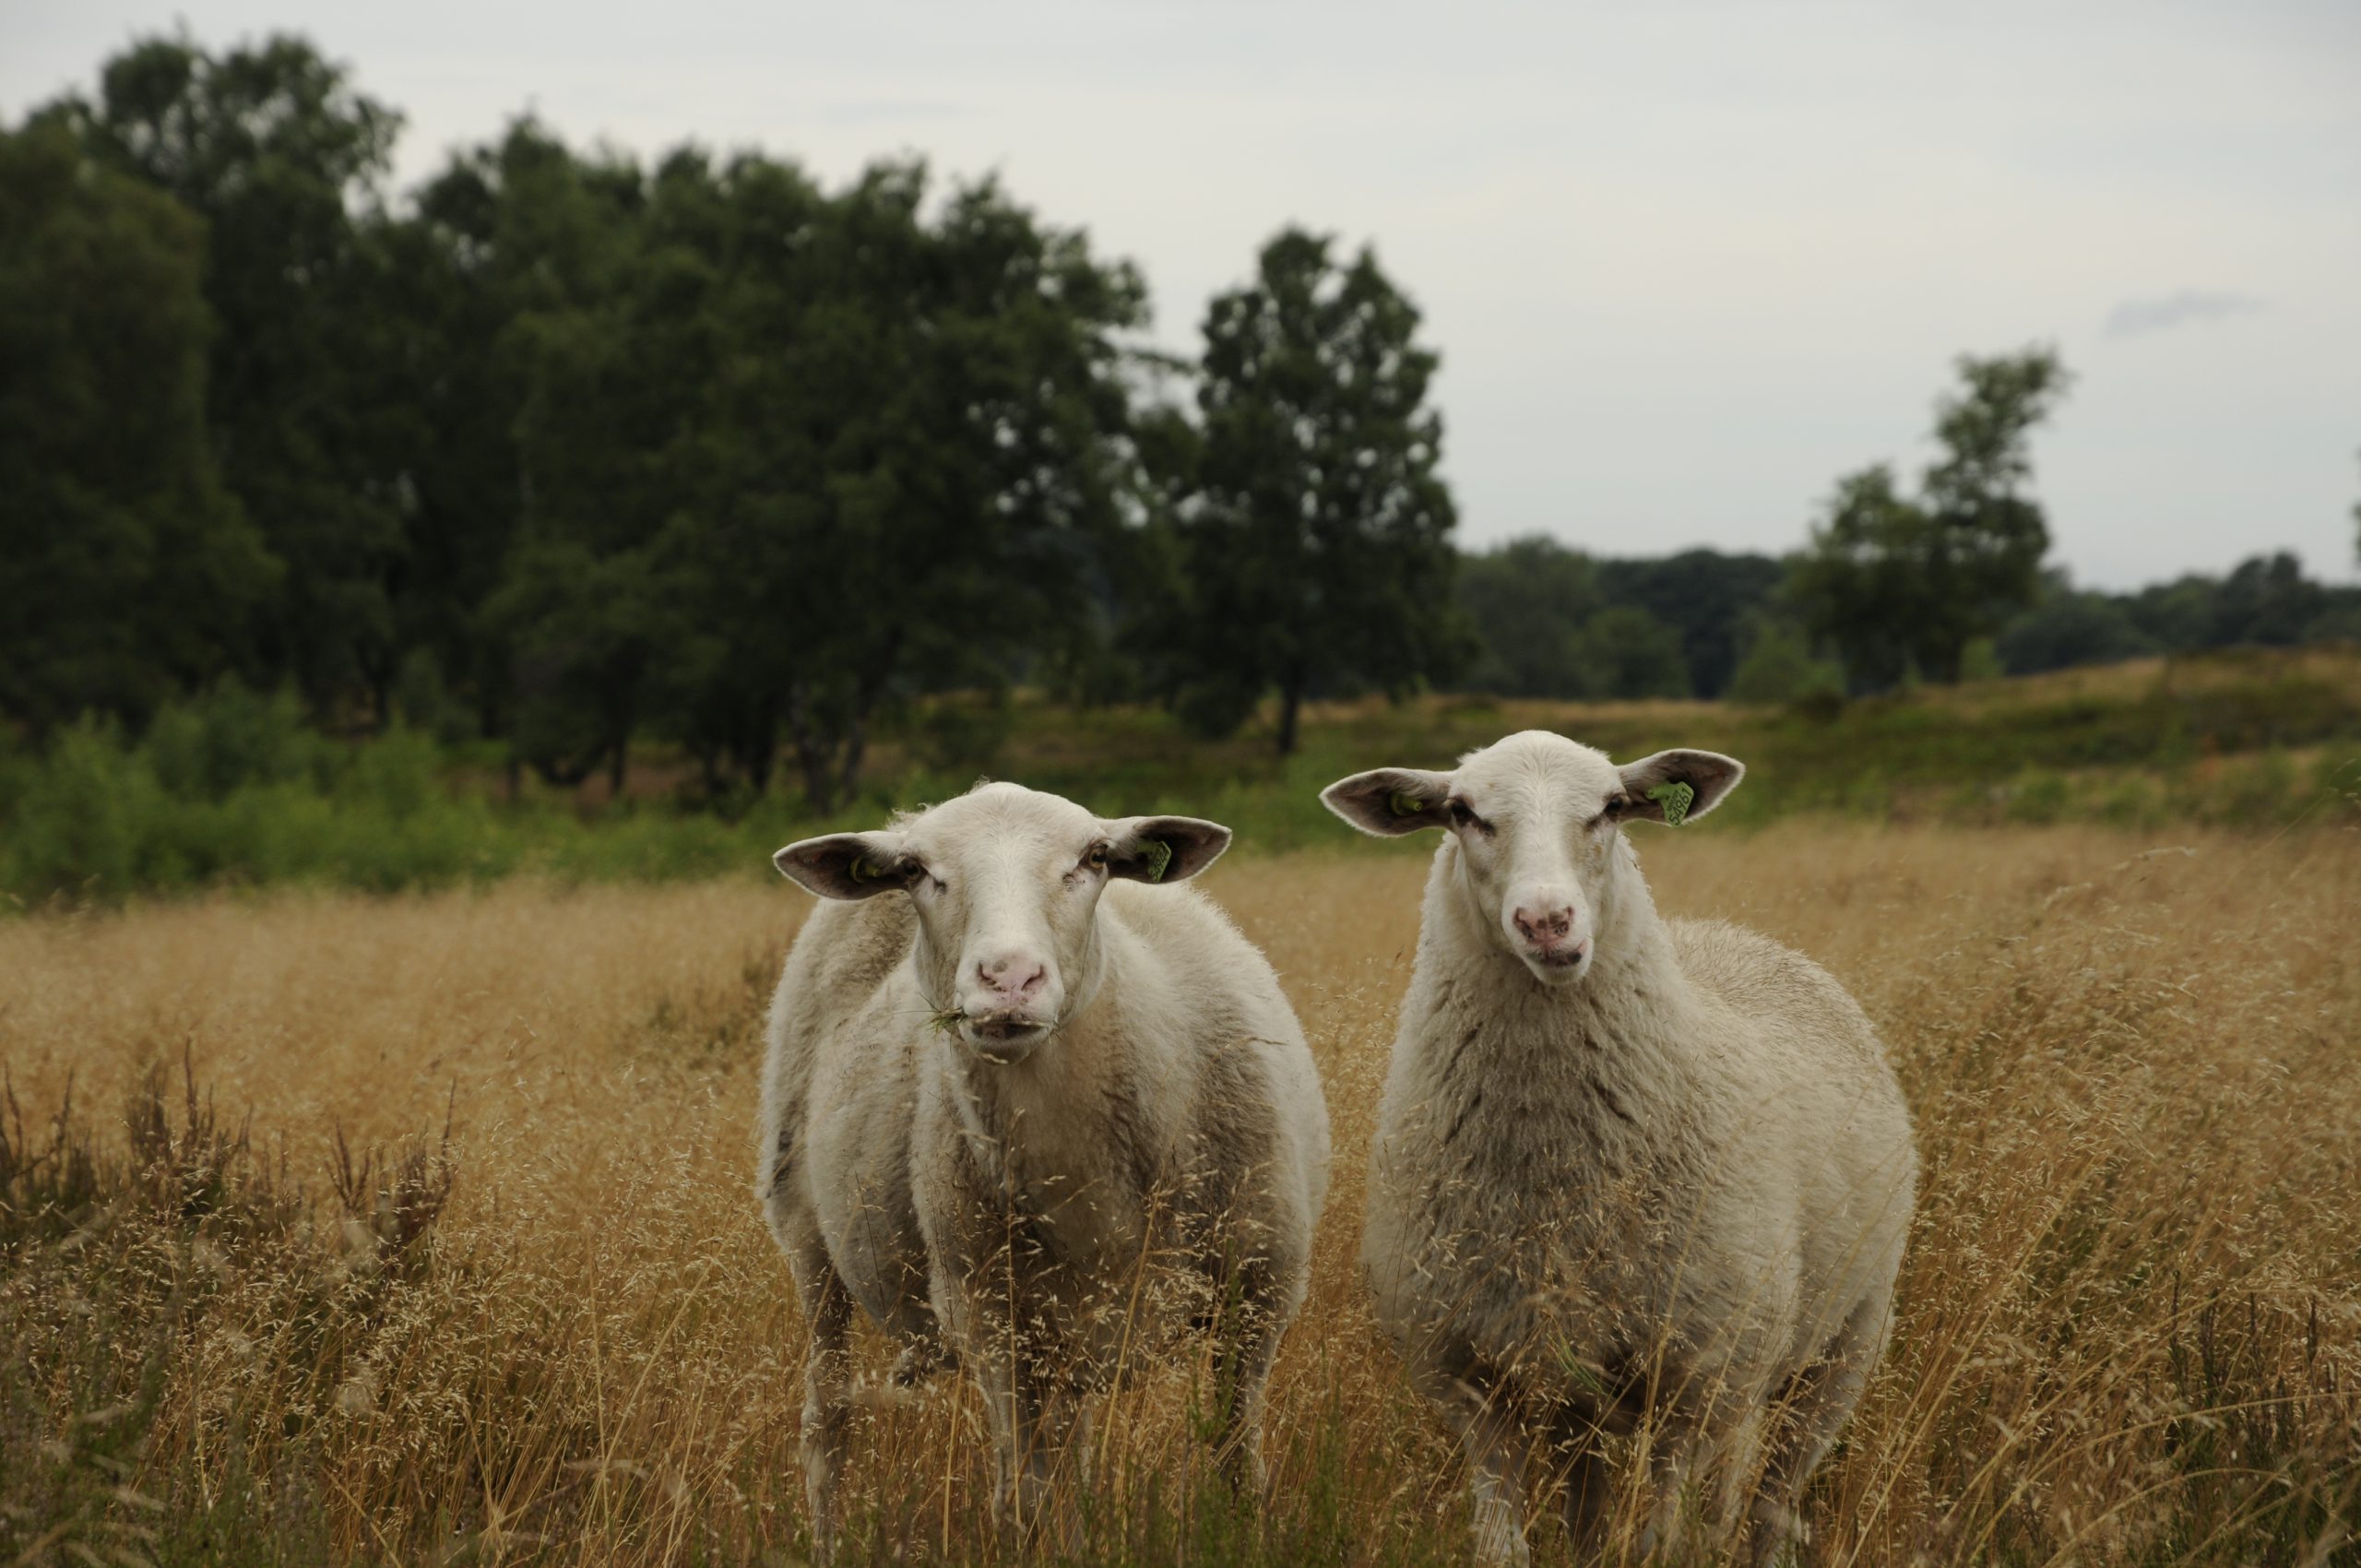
xmin=9 ymin=0 xmax=2359 ymax=588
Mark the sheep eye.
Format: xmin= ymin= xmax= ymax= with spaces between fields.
xmin=1085 ymin=844 xmax=1109 ymax=871
xmin=1447 ymin=799 xmax=1493 ymax=836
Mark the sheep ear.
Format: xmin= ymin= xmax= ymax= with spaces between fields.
xmin=1101 ymin=816 xmax=1231 ymax=884
xmin=773 ymin=832 xmax=917 ymax=899
xmin=1613 ymin=750 xmax=1745 ymax=826
xmin=1320 ymin=767 xmax=1453 ymax=837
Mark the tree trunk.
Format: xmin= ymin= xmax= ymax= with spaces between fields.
xmin=833 ymin=633 xmax=899 ymax=804
xmin=363 ymin=657 xmax=394 ymax=734
xmin=836 ymin=709 xmax=868 ymax=807
xmin=786 ymin=682 xmax=836 ymax=814
xmin=1275 ymin=676 xmax=1304 ymax=757
xmin=745 ymin=717 xmax=776 ymax=796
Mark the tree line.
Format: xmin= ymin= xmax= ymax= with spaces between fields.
xmin=6 ymin=34 xmax=2355 ymax=812
xmin=1461 ymin=351 xmax=2361 ymax=708
xmin=5 ymin=35 xmax=1481 ymax=806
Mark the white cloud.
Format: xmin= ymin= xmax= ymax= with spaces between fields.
xmin=2102 ymin=290 xmax=2265 ymax=338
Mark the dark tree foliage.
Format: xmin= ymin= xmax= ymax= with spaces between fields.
xmin=2108 ymin=556 xmax=2355 ymax=656
xmin=1160 ymin=229 xmax=1465 ymax=754
xmin=484 ymin=145 xmax=716 ymax=790
xmin=2208 ymin=553 xmax=2327 ymax=647
xmin=1790 ymin=349 xmax=2070 ymax=690
xmin=1594 ymin=550 xmax=1785 ymax=697
xmin=0 ymin=122 xmax=276 ymax=731
xmin=754 ymin=171 xmax=1146 ymax=807
xmin=1455 ymin=538 xmax=1606 ymax=697
xmin=1454 ymin=538 xmax=1780 ymax=700
xmin=2117 ymin=576 xmax=2222 ymax=655
xmin=39 ymin=36 xmax=409 ymax=718
xmin=1994 ymin=574 xmax=2159 ymax=675
xmin=1990 ymin=554 xmax=2361 ymax=675
xmin=11 ymin=30 xmax=2356 ymax=796
xmin=379 ymin=120 xmax=648 ymax=740
xmin=486 ymin=153 xmax=1145 ymax=804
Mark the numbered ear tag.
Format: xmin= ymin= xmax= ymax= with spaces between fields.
xmin=1139 ymin=839 xmax=1173 ymax=883
xmin=1648 ymin=781 xmax=1695 ymax=827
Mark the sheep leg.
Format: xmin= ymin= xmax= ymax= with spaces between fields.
xmin=1638 ymin=1391 xmax=1760 ymax=1559
xmin=1205 ymin=1291 xmax=1283 ymax=1497
xmin=972 ymin=1343 xmax=1085 ymax=1548
xmin=789 ymin=1248 xmax=859 ymax=1556
xmin=1437 ymin=1384 xmax=1534 ymax=1567
xmin=1638 ymin=1404 xmax=1698 ymax=1560
xmin=972 ymin=1345 xmax=1042 ymax=1534
xmin=1749 ymin=1292 xmax=1891 ymax=1566
xmin=1549 ymin=1439 xmax=1615 ymax=1562
xmin=1633 ymin=1388 xmax=1727 ymax=1558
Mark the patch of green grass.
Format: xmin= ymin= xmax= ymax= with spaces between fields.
xmin=6 ymin=650 xmax=2360 ymax=903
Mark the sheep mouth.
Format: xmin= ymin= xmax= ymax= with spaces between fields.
xmin=958 ymin=1013 xmax=1053 ymax=1060
xmin=1523 ymin=943 xmax=1593 ymax=980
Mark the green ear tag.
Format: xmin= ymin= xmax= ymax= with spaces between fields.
xmin=849 ymin=856 xmax=879 ymax=883
xmin=1139 ymin=839 xmax=1173 ymax=884
xmin=1388 ymin=790 xmax=1426 ymax=818
xmin=1648 ymin=781 xmax=1695 ymax=827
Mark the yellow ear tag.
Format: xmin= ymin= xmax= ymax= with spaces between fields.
xmin=1139 ymin=839 xmax=1173 ymax=883
xmin=849 ymin=856 xmax=880 ymax=883
xmin=1648 ymin=781 xmax=1695 ymax=827
xmin=1388 ymin=790 xmax=1426 ymax=818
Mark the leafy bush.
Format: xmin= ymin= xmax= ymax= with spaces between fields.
xmin=6 ymin=650 xmax=2359 ymax=904
xmin=1727 ymin=622 xmax=1845 ymax=708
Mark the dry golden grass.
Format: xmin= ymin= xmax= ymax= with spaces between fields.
xmin=4 ymin=822 xmax=2358 ymax=1564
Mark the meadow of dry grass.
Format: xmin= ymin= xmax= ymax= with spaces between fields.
xmin=5 ymin=821 xmax=2358 ymax=1565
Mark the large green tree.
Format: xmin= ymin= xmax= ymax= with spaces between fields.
xmin=42 ymin=36 xmax=409 ymax=716
xmin=758 ymin=169 xmax=1146 ymax=808
xmin=1790 ymin=349 xmax=2070 ymax=689
xmin=1454 ymin=538 xmax=1771 ymax=700
xmin=391 ymin=120 xmax=653 ymax=741
xmin=488 ymin=153 xmax=1145 ymax=805
xmin=1163 ymin=229 xmax=1464 ymax=754
xmin=1455 ymin=537 xmax=1606 ymax=696
xmin=1595 ymin=549 xmax=1784 ymax=697
xmin=0 ymin=121 xmax=276 ymax=731
xmin=482 ymin=143 xmax=725 ymax=790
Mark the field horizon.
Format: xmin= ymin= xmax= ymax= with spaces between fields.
xmin=7 ymin=645 xmax=2361 ymax=909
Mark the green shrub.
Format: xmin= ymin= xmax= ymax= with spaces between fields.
xmin=6 ymin=650 xmax=2359 ymax=904
xmin=1727 ymin=623 xmax=1844 ymax=708
xmin=0 ymin=718 xmax=178 ymax=898
xmin=2002 ymin=769 xmax=2071 ymax=825
xmin=143 ymin=681 xmax=322 ymax=802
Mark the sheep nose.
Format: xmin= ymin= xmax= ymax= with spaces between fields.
xmin=979 ymin=956 xmax=1046 ymax=1000
xmin=1513 ymin=905 xmax=1574 ymax=944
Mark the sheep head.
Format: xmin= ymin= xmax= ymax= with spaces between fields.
xmin=774 ymin=782 xmax=1229 ymax=1062
xmin=1321 ymin=731 xmax=1742 ymax=986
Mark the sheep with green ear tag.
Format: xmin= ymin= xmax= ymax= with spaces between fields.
xmin=756 ymin=781 xmax=1330 ymax=1552
xmin=1320 ymin=731 xmax=1916 ymax=1568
